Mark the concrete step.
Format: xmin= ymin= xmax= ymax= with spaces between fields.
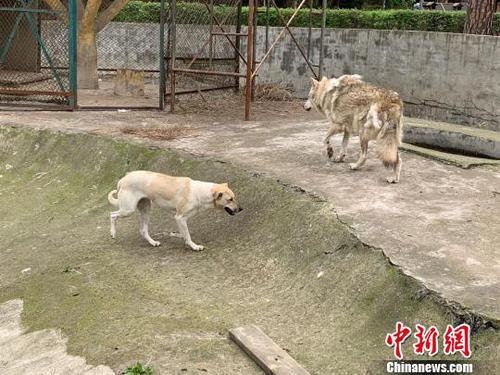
xmin=0 ymin=299 xmax=115 ymax=375
xmin=404 ymin=117 xmax=500 ymax=159
xmin=400 ymin=143 xmax=500 ymax=169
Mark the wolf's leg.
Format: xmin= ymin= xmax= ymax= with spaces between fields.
xmin=350 ymin=138 xmax=369 ymax=170
xmin=386 ymin=152 xmax=402 ymax=184
xmin=175 ymin=214 xmax=204 ymax=251
xmin=137 ymin=198 xmax=160 ymax=247
xmin=324 ymin=124 xmax=343 ymax=160
xmin=334 ymin=131 xmax=350 ymax=162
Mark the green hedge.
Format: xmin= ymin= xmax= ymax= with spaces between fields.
xmin=115 ymin=2 xmax=500 ymax=34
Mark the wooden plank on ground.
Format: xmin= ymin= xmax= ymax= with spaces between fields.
xmin=229 ymin=325 xmax=310 ymax=375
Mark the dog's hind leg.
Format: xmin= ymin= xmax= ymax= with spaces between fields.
xmin=324 ymin=124 xmax=343 ymax=160
xmin=175 ymin=214 xmax=204 ymax=251
xmin=349 ymin=138 xmax=369 ymax=170
xmin=137 ymin=198 xmax=160 ymax=247
xmin=110 ymin=208 xmax=135 ymax=239
xmin=109 ymin=190 xmax=140 ymax=239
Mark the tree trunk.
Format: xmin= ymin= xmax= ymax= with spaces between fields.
xmin=464 ymin=0 xmax=496 ymax=35
xmin=77 ymin=30 xmax=99 ymax=89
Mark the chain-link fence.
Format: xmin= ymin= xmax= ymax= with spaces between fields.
xmin=166 ymin=0 xmax=244 ymax=99
xmin=0 ymin=0 xmax=75 ymax=108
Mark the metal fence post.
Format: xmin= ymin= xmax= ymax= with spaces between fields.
xmin=159 ymin=0 xmax=166 ymax=110
xmin=169 ymin=0 xmax=177 ymax=113
xmin=244 ymin=0 xmax=255 ymax=121
xmin=318 ymin=0 xmax=326 ymax=79
xmin=234 ymin=0 xmax=242 ymax=93
xmin=68 ymin=0 xmax=78 ymax=109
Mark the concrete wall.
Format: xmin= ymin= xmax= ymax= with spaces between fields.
xmin=41 ymin=21 xmax=500 ymax=131
xmin=249 ymin=27 xmax=500 ymax=132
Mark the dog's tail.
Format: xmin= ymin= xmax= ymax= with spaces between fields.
xmin=376 ymin=112 xmax=403 ymax=168
xmin=108 ymin=189 xmax=119 ymax=207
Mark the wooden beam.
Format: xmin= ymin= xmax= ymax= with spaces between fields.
xmin=229 ymin=325 xmax=310 ymax=375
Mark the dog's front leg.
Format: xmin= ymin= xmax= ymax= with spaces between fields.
xmin=175 ymin=215 xmax=204 ymax=251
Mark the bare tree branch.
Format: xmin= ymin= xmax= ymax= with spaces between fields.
xmin=96 ymin=0 xmax=129 ymax=32
xmin=77 ymin=0 xmax=85 ymax=22
xmin=43 ymin=0 xmax=68 ymax=24
xmin=82 ymin=0 xmax=103 ymax=32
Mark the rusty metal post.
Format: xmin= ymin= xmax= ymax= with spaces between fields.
xmin=265 ymin=0 xmax=269 ymax=51
xmin=245 ymin=0 xmax=255 ymax=121
xmin=209 ymin=0 xmax=214 ymax=68
xmin=318 ymin=0 xmax=326 ymax=79
xmin=169 ymin=0 xmax=177 ymax=113
xmin=251 ymin=0 xmax=257 ymax=102
xmin=307 ymin=0 xmax=312 ymax=61
xmin=159 ymin=0 xmax=166 ymax=110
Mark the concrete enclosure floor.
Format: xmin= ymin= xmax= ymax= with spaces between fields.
xmin=1 ymin=103 xmax=499 ymax=322
xmin=0 ymin=102 xmax=499 ymax=373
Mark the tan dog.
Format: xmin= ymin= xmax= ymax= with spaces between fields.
xmin=108 ymin=171 xmax=242 ymax=250
xmin=304 ymin=75 xmax=404 ymax=183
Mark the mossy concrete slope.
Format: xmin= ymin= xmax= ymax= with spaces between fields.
xmin=0 ymin=126 xmax=498 ymax=374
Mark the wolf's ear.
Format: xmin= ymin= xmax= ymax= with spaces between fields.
xmin=326 ymin=78 xmax=340 ymax=92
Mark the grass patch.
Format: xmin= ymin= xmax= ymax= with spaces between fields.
xmin=122 ymin=362 xmax=153 ymax=375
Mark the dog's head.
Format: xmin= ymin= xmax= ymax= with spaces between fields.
xmin=212 ymin=183 xmax=242 ymax=216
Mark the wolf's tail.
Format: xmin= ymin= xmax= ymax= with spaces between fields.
xmin=376 ymin=113 xmax=403 ymax=168
xmin=108 ymin=189 xmax=119 ymax=207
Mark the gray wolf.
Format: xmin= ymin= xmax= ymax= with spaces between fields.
xmin=108 ymin=171 xmax=242 ymax=250
xmin=304 ymin=75 xmax=404 ymax=183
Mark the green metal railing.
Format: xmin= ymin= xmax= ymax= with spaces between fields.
xmin=0 ymin=0 xmax=77 ymax=108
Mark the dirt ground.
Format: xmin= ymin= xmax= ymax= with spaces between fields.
xmin=0 ymin=94 xmax=499 ymax=374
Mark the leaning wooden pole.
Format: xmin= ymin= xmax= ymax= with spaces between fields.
xmin=244 ymin=0 xmax=255 ymax=121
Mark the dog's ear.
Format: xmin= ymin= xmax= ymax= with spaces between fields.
xmin=222 ymin=183 xmax=228 ymax=188
xmin=311 ymin=78 xmax=319 ymax=87
xmin=213 ymin=191 xmax=223 ymax=200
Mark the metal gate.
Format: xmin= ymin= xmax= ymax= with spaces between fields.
xmin=164 ymin=0 xmax=254 ymax=119
xmin=0 ymin=0 xmax=76 ymax=108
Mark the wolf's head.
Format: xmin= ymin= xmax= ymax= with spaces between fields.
xmin=303 ymin=77 xmax=325 ymax=112
xmin=303 ymin=75 xmax=363 ymax=112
